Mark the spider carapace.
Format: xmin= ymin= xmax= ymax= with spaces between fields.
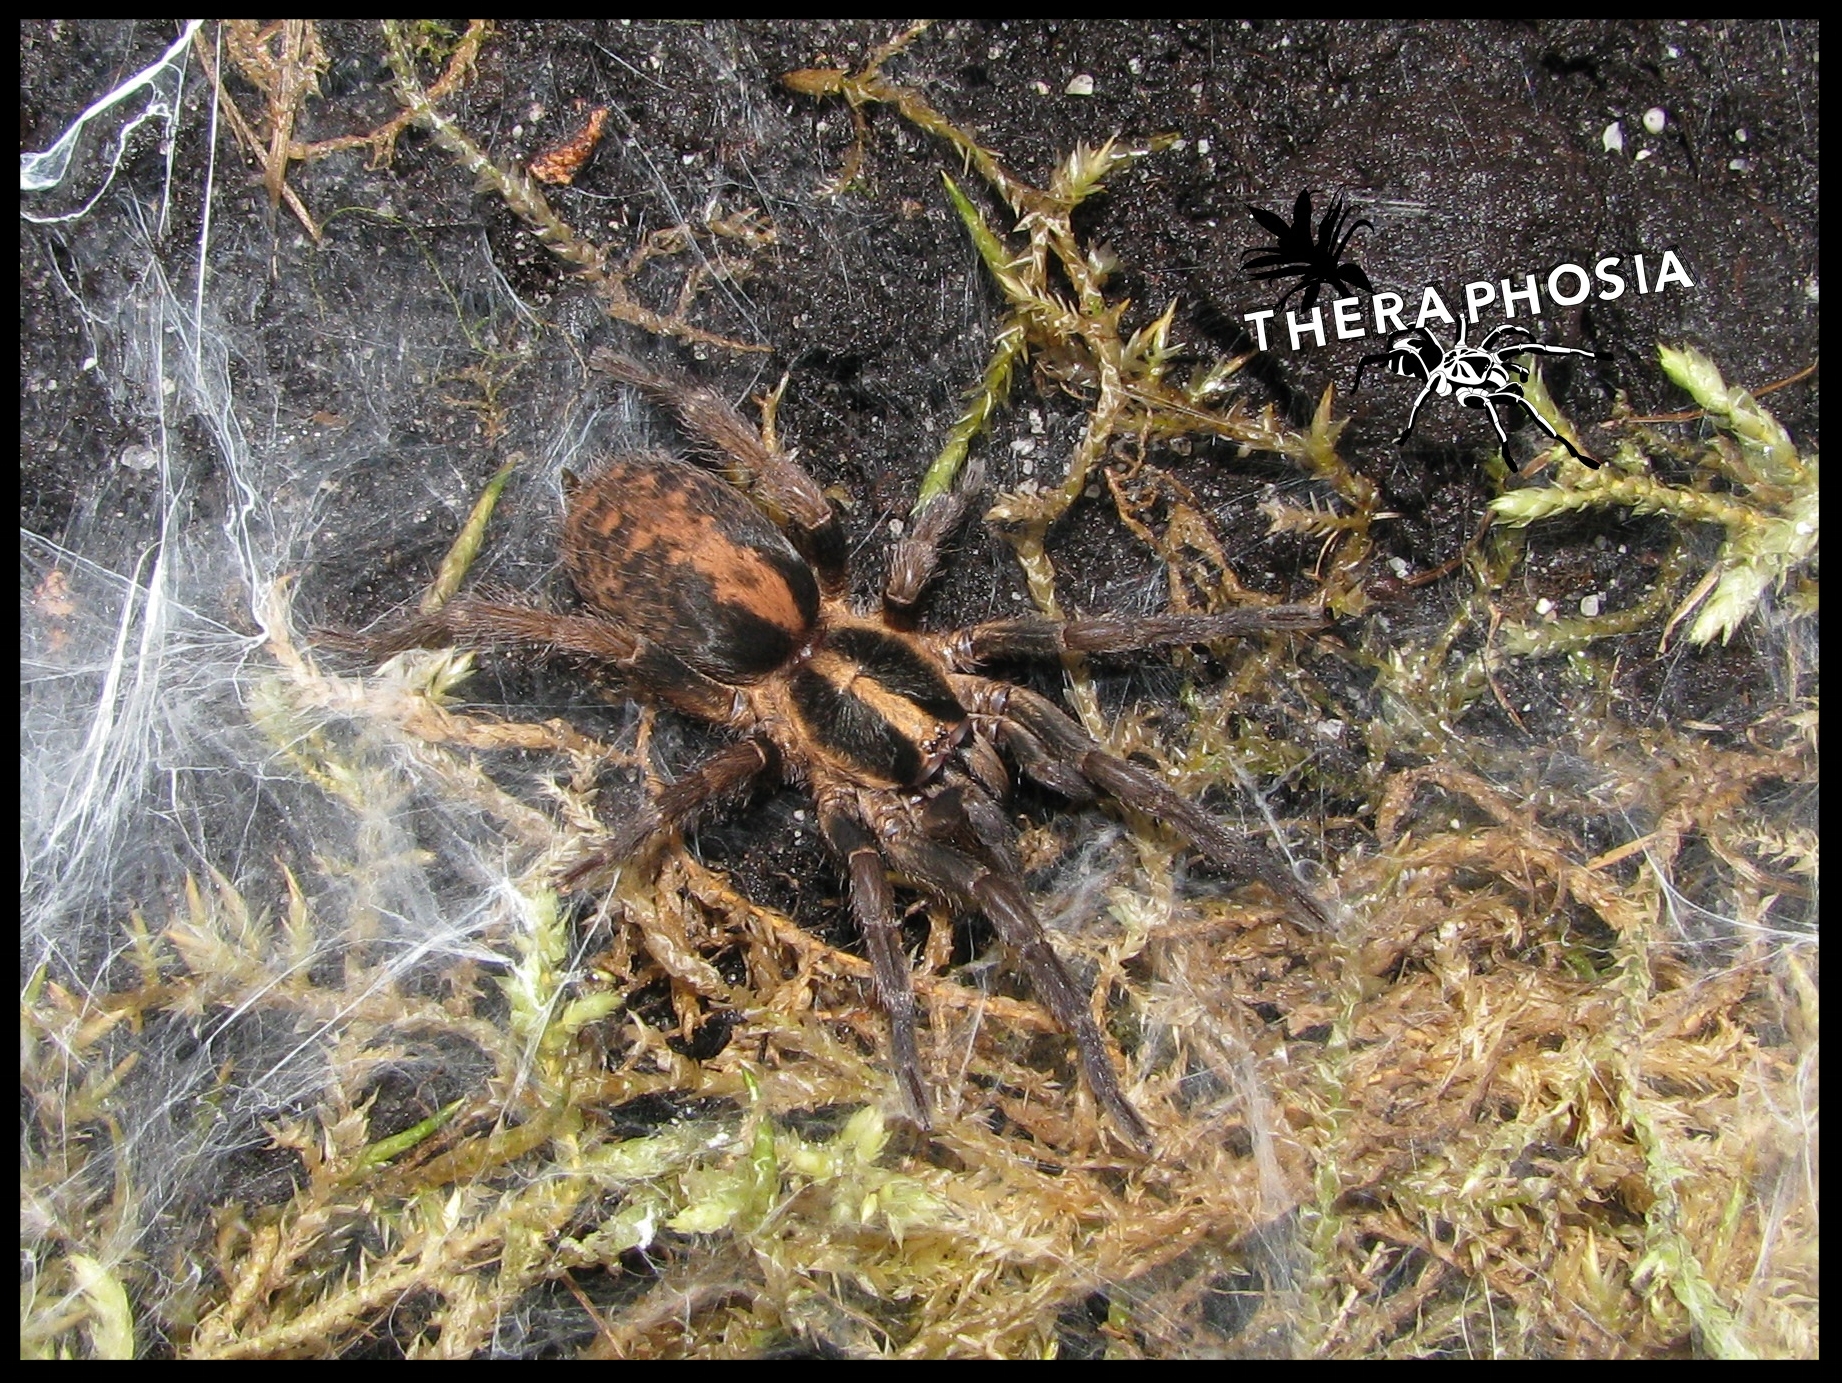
xmin=374 ymin=350 xmax=1331 ymax=1150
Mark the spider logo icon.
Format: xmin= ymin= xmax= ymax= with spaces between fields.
xmin=1355 ymin=321 xmax=1600 ymax=466
xmin=1241 ymin=188 xmax=1375 ymax=315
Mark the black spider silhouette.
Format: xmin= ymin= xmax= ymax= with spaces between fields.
xmin=1242 ymin=188 xmax=1375 ymax=314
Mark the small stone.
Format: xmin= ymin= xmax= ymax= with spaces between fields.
xmin=1602 ymin=121 xmax=1625 ymax=155
xmin=1580 ymin=593 xmax=1603 ymax=617
xmin=1065 ymin=73 xmax=1095 ymax=97
xmin=1642 ymin=107 xmax=1667 ymax=134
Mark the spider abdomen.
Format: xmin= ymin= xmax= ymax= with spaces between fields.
xmin=562 ymin=453 xmax=820 ymax=683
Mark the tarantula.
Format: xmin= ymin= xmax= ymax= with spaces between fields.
xmin=1241 ymin=187 xmax=1375 ymax=314
xmin=369 ymin=351 xmax=1328 ymax=1149
xmin=1354 ymin=321 xmax=1600 ymax=465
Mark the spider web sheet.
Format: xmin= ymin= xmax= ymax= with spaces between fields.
xmin=21 ymin=20 xmax=1817 ymax=1360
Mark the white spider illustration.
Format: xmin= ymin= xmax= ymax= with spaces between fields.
xmin=1356 ymin=321 xmax=1599 ymax=465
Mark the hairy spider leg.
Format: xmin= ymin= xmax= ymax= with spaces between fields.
xmin=563 ymin=737 xmax=778 ymax=890
xmin=591 ymin=349 xmax=849 ymax=594
xmin=950 ymin=604 xmax=1328 ymax=666
xmin=817 ymin=803 xmax=930 ymax=1128
xmin=869 ymin=803 xmax=1154 ymax=1151
xmin=954 ymin=678 xmax=1330 ymax=932
xmin=941 ymin=603 xmax=1329 ymax=926
xmin=368 ymin=595 xmax=742 ymax=723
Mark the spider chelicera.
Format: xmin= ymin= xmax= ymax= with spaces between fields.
xmin=369 ymin=351 xmax=1329 ymax=1149
xmin=1241 ymin=187 xmax=1375 ymax=315
xmin=1355 ymin=321 xmax=1601 ymax=465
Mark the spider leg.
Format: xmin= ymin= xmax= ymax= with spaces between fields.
xmin=1477 ymin=393 xmax=1516 ymax=449
xmin=959 ymin=679 xmax=1330 ymax=931
xmin=365 ymin=596 xmax=741 ymax=722
xmin=563 ymin=737 xmax=778 ymax=890
xmin=1331 ymin=218 xmax=1375 ymax=261
xmin=1353 ymin=345 xmax=1401 ymax=392
xmin=1273 ymin=276 xmax=1307 ymax=318
xmin=366 ymin=596 xmax=637 ymax=660
xmin=991 ymin=718 xmax=1097 ymax=803
xmin=1502 ymin=343 xmax=1598 ymax=362
xmin=1478 ymin=323 xmax=1534 ymax=352
xmin=1490 ymin=386 xmax=1600 ymax=466
xmin=944 ymin=604 xmax=1326 ymax=669
xmin=874 ymin=817 xmax=1153 ymax=1150
xmin=818 ymin=802 xmax=930 ymax=1128
xmin=883 ymin=454 xmax=987 ymax=628
xmin=591 ymin=350 xmax=848 ymax=595
xmin=1396 ymin=375 xmax=1437 ymax=444
xmin=916 ymin=766 xmax=1001 ymax=847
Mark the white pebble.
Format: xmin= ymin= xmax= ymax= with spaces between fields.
xmin=1579 ymin=593 xmax=1602 ymax=617
xmin=1535 ymin=597 xmax=1555 ymax=616
xmin=1065 ymin=73 xmax=1095 ymax=97
xmin=1643 ymin=107 xmax=1667 ymax=134
xmin=1602 ymin=121 xmax=1625 ymax=155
